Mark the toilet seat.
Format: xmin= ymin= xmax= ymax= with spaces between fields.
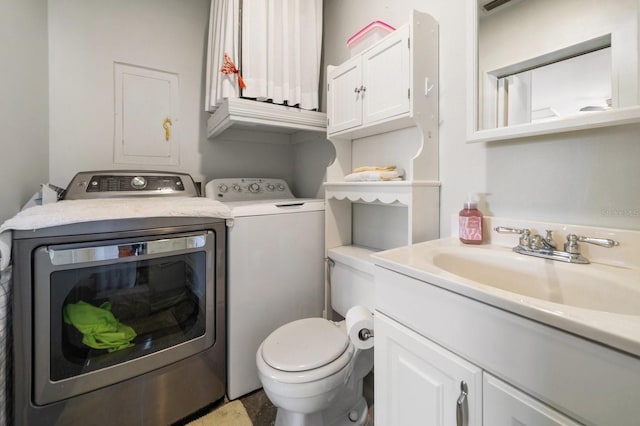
xmin=258 ymin=318 xmax=355 ymax=385
xmin=263 ymin=318 xmax=349 ymax=371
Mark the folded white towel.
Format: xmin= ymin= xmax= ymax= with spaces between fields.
xmin=344 ymin=168 xmax=405 ymax=182
xmin=0 ymin=197 xmax=234 ymax=271
xmin=352 ymin=165 xmax=396 ymax=173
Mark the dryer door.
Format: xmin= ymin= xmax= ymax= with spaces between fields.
xmin=31 ymin=231 xmax=216 ymax=405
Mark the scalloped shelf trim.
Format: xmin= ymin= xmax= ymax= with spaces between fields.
xmin=326 ymin=182 xmax=412 ymax=205
xmin=324 ymin=181 xmax=439 ymax=205
xmin=327 ymin=191 xmax=410 ymax=205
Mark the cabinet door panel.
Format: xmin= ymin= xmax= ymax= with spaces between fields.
xmin=114 ymin=63 xmax=179 ymax=165
xmin=375 ymin=312 xmax=482 ymax=425
xmin=484 ymin=373 xmax=582 ymax=426
xmin=327 ymin=57 xmax=362 ymax=134
xmin=362 ymin=26 xmax=411 ymax=125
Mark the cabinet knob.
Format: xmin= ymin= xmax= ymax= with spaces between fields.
xmin=354 ymin=87 xmax=361 ymax=93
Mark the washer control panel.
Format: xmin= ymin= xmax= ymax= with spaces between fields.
xmin=206 ymin=178 xmax=294 ymax=202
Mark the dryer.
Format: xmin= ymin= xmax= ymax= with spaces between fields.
xmin=206 ymin=178 xmax=325 ymax=400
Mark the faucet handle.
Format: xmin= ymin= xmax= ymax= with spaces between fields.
xmin=494 ymin=226 xmax=528 ymax=235
xmin=565 ymin=234 xmax=619 ymax=254
xmin=494 ymin=226 xmax=530 ymax=246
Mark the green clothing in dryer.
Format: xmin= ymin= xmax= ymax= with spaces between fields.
xmin=63 ymin=300 xmax=137 ymax=352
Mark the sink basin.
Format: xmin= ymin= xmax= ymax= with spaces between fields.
xmin=426 ymin=246 xmax=640 ymax=316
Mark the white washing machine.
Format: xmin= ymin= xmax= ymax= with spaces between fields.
xmin=205 ymin=178 xmax=325 ymax=400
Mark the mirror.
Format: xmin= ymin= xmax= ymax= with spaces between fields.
xmin=467 ymin=0 xmax=640 ymax=143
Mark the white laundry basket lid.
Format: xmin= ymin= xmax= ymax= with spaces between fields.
xmin=262 ymin=318 xmax=350 ymax=372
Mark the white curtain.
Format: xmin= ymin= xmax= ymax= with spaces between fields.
xmin=206 ymin=0 xmax=323 ymax=112
xmin=205 ymin=0 xmax=241 ymax=111
xmin=242 ymin=0 xmax=322 ymax=110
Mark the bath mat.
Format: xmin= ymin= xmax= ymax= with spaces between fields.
xmin=186 ymin=400 xmax=253 ymax=426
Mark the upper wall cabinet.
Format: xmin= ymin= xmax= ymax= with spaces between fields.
xmin=327 ymin=14 xmax=437 ymax=140
xmin=327 ymin=26 xmax=410 ymax=136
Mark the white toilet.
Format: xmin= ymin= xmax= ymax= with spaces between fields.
xmin=256 ymin=257 xmax=375 ymax=426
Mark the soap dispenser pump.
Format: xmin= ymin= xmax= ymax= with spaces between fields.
xmin=459 ymin=193 xmax=483 ymax=244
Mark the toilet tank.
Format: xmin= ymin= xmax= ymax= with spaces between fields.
xmin=328 ymin=247 xmax=376 ymax=317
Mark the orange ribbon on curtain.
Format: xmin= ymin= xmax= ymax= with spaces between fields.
xmin=220 ymin=53 xmax=246 ymax=90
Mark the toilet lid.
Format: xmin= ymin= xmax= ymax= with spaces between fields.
xmin=262 ymin=318 xmax=350 ymax=372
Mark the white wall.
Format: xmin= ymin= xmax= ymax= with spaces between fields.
xmin=0 ymin=0 xmax=50 ymax=223
xmin=292 ymin=132 xmax=335 ymax=199
xmin=477 ymin=0 xmax=640 ymax=230
xmin=47 ymin=0 xmax=212 ymax=186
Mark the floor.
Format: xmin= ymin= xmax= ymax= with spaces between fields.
xmin=176 ymin=372 xmax=375 ymax=426
xmin=174 ymin=389 xmax=276 ymax=426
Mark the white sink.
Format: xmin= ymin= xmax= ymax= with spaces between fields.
xmin=428 ymin=246 xmax=640 ymax=316
xmin=372 ymin=225 xmax=640 ymax=357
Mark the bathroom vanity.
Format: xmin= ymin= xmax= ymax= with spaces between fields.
xmin=372 ymin=218 xmax=640 ymax=426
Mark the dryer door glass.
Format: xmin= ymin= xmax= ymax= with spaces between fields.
xmin=31 ymin=231 xmax=216 ymax=405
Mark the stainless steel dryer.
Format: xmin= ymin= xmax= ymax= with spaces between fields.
xmin=11 ymin=171 xmax=226 ymax=426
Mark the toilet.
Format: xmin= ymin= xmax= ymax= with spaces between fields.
xmin=256 ymin=256 xmax=375 ymax=426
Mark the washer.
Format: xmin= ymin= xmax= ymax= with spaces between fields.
xmin=206 ymin=178 xmax=325 ymax=400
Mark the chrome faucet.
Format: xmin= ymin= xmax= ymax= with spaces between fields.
xmin=494 ymin=226 xmax=619 ymax=264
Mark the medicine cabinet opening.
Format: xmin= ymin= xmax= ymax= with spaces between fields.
xmin=482 ymin=36 xmax=612 ymax=129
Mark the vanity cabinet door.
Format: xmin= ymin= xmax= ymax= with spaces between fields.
xmin=375 ymin=312 xmax=482 ymax=426
xmin=327 ymin=56 xmax=363 ymax=134
xmin=483 ymin=373 xmax=582 ymax=426
xmin=361 ymin=26 xmax=411 ymax=125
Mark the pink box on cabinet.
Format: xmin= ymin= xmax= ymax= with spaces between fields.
xmin=347 ymin=20 xmax=396 ymax=56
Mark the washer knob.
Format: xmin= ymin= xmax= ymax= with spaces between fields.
xmin=248 ymin=183 xmax=260 ymax=193
xmin=232 ymin=184 xmax=241 ymax=192
xmin=131 ymin=176 xmax=147 ymax=189
xmin=276 ymin=183 xmax=286 ymax=191
xmin=218 ymin=184 xmax=229 ymax=193
xmin=266 ymin=183 xmax=275 ymax=191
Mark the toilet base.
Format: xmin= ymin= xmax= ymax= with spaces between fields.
xmin=274 ymin=394 xmax=368 ymax=426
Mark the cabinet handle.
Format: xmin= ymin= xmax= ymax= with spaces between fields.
xmin=163 ymin=117 xmax=173 ymax=141
xmin=456 ymin=381 xmax=469 ymax=426
xmin=360 ymin=85 xmax=367 ymax=92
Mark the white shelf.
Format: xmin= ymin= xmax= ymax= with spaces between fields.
xmin=207 ymin=97 xmax=327 ymax=139
xmin=324 ymin=180 xmax=440 ymax=206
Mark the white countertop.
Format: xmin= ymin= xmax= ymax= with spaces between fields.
xmin=372 ymin=235 xmax=640 ymax=358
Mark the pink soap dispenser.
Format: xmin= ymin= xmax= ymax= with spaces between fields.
xmin=459 ymin=193 xmax=483 ymax=244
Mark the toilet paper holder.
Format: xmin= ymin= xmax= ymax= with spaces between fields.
xmin=358 ymin=328 xmax=374 ymax=341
